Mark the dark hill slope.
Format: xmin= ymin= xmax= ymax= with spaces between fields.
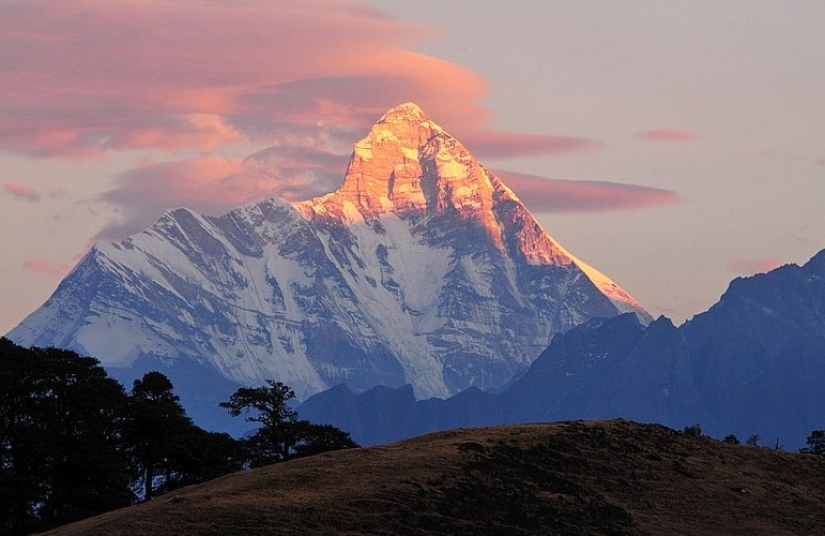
xmin=44 ymin=420 xmax=825 ymax=535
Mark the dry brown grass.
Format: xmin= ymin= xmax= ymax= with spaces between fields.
xmin=42 ymin=420 xmax=825 ymax=535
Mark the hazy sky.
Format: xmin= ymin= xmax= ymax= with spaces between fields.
xmin=2 ymin=0 xmax=824 ymax=334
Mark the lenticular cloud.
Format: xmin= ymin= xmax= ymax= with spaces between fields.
xmin=0 ymin=0 xmax=487 ymax=158
xmin=493 ymin=170 xmax=679 ymax=213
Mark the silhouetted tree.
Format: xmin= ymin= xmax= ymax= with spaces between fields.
xmin=0 ymin=338 xmax=133 ymax=535
xmin=125 ymin=372 xmax=245 ymax=499
xmin=154 ymin=427 xmax=243 ymax=495
xmin=221 ymin=380 xmax=299 ymax=464
xmin=722 ymin=434 xmax=740 ymax=445
xmin=801 ymin=430 xmax=825 ymax=455
xmin=1 ymin=340 xmax=244 ymax=533
xmin=291 ymin=422 xmax=359 ymax=458
xmin=125 ymin=371 xmax=195 ymax=500
xmin=221 ymin=380 xmax=298 ymax=429
xmin=746 ymin=434 xmax=760 ymax=447
xmin=222 ymin=380 xmax=357 ymax=466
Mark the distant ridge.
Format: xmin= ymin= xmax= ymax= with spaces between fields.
xmin=299 ymin=248 xmax=825 ymax=449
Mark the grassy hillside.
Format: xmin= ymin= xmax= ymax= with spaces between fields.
xmin=43 ymin=420 xmax=825 ymax=535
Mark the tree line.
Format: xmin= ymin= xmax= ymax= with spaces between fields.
xmin=689 ymin=423 xmax=825 ymax=453
xmin=0 ymin=337 xmax=357 ymax=535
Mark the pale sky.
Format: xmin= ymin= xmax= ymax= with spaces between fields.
xmin=2 ymin=0 xmax=824 ymax=334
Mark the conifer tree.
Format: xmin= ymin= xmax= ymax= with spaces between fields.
xmin=125 ymin=371 xmax=194 ymax=500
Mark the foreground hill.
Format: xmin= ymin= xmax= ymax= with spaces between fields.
xmin=44 ymin=420 xmax=825 ymax=535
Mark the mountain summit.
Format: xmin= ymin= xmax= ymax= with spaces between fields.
xmin=298 ymin=102 xmax=645 ymax=315
xmin=305 ymin=102 xmax=497 ymax=219
xmin=8 ymin=103 xmax=648 ymax=426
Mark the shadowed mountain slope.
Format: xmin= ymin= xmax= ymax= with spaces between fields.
xmin=299 ymin=249 xmax=825 ymax=449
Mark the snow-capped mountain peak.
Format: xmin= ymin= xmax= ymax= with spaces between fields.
xmin=8 ymin=103 xmax=650 ymax=423
xmin=300 ymin=101 xmax=494 ymax=221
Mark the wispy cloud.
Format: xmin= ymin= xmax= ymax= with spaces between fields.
xmin=3 ymin=182 xmax=40 ymax=201
xmin=726 ymin=257 xmax=783 ymax=275
xmin=22 ymin=258 xmax=75 ymax=278
xmin=97 ymin=153 xmax=678 ymax=240
xmin=0 ymin=0 xmax=641 ymax=239
xmin=97 ymin=147 xmax=348 ymax=238
xmin=462 ymin=131 xmax=600 ymax=159
xmin=636 ymin=129 xmax=697 ymax=142
xmin=0 ymin=0 xmax=595 ymax=163
xmin=0 ymin=0 xmax=422 ymax=156
xmin=21 ymin=243 xmax=92 ymax=278
xmin=493 ymin=170 xmax=680 ymax=213
xmin=0 ymin=1 xmax=466 ymax=158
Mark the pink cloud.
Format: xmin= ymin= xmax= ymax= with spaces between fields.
xmin=726 ymin=257 xmax=784 ymax=275
xmin=0 ymin=0 xmax=487 ymax=158
xmin=2 ymin=0 xmax=614 ymax=241
xmin=23 ymin=259 xmax=75 ymax=278
xmin=492 ymin=170 xmax=680 ymax=213
xmin=98 ymin=156 xmax=680 ymax=240
xmin=97 ymin=148 xmax=348 ymax=238
xmin=3 ymin=182 xmax=40 ymax=201
xmin=98 ymin=152 xmax=679 ymax=241
xmin=22 ymin=244 xmax=91 ymax=278
xmin=636 ymin=129 xmax=697 ymax=142
xmin=0 ymin=0 xmax=590 ymax=162
xmin=461 ymin=131 xmax=601 ymax=160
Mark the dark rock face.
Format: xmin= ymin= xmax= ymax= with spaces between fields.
xmin=299 ymin=250 xmax=825 ymax=448
xmin=7 ymin=104 xmax=645 ymax=430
